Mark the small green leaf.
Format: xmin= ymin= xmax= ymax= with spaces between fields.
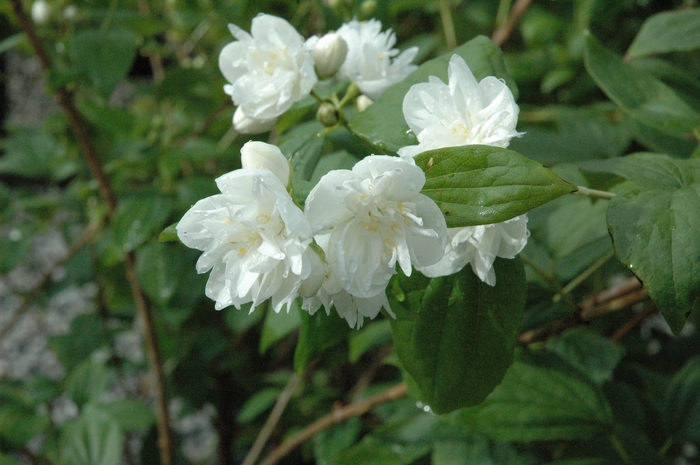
xmin=113 ymin=194 xmax=172 ymax=253
xmin=453 ymin=352 xmax=614 ymax=441
xmin=546 ymin=328 xmax=625 ymax=385
xmin=583 ymin=154 xmax=700 ymax=334
xmin=136 ymin=242 xmax=184 ymax=306
xmin=627 ymin=8 xmax=700 ymax=59
xmin=236 ymin=388 xmax=282 ymax=423
xmin=50 ymin=314 xmax=106 ymax=370
xmin=584 ymin=33 xmax=700 ymax=137
xmin=65 ymin=360 xmax=109 ymax=408
xmin=349 ymin=35 xmax=517 ymax=154
xmin=294 ymin=310 xmax=350 ymax=374
xmin=60 ymin=404 xmax=123 ymax=465
xmin=259 ymin=301 xmax=302 ymax=354
xmin=73 ymin=29 xmax=140 ymax=97
xmin=349 ymin=320 xmax=392 ymax=363
xmin=333 ymin=435 xmax=430 ymax=465
xmin=158 ymin=223 xmax=179 ymax=243
xmin=0 ymin=129 xmax=59 ymax=179
xmin=415 ymin=145 xmax=576 ymax=227
xmin=101 ymin=400 xmax=155 ymax=433
xmin=0 ymin=401 xmax=49 ymax=447
xmin=664 ymin=354 xmax=700 ymax=442
xmin=391 ymin=258 xmax=526 ymax=414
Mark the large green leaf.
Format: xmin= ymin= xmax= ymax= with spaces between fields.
xmin=334 ymin=435 xmax=430 ymax=465
xmin=584 ymin=33 xmax=700 ymax=137
xmin=349 ymin=35 xmax=517 ymax=154
xmin=65 ymin=360 xmax=109 ymax=408
xmin=60 ymin=404 xmax=123 ymax=465
xmin=626 ymin=8 xmax=700 ymax=59
xmin=73 ymin=29 xmax=140 ymax=97
xmin=294 ymin=309 xmax=350 ymax=374
xmin=663 ymin=354 xmax=700 ymax=442
xmin=582 ymin=154 xmax=700 ymax=334
xmin=136 ymin=242 xmax=185 ymax=306
xmin=415 ymin=145 xmax=576 ymax=227
xmin=453 ymin=352 xmax=614 ymax=441
xmin=390 ymin=258 xmax=526 ymax=414
xmin=113 ymin=194 xmax=172 ymax=253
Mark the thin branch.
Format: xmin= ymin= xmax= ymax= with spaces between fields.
xmin=573 ymin=186 xmax=616 ymax=200
xmin=258 ymin=382 xmax=408 ymax=465
xmin=491 ymin=0 xmax=535 ymax=47
xmin=241 ymin=373 xmax=303 ymax=465
xmin=553 ymin=250 xmax=616 ymax=303
xmin=8 ymin=2 xmax=173 ymax=464
xmin=611 ymin=304 xmax=657 ymax=341
xmin=439 ymin=0 xmax=457 ymax=49
xmin=136 ymin=0 xmax=165 ymax=83
xmin=0 ymin=222 xmax=102 ymax=345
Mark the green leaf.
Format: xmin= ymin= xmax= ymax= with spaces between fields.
xmin=454 ymin=352 xmax=614 ymax=441
xmin=294 ymin=310 xmax=350 ymax=374
xmin=101 ymin=400 xmax=155 ymax=433
xmin=113 ymin=194 xmax=172 ymax=253
xmin=415 ymin=145 xmax=576 ymax=227
xmin=0 ymin=453 xmax=23 ymax=465
xmin=582 ymin=154 xmax=700 ymax=334
xmin=61 ymin=404 xmax=123 ymax=465
xmin=546 ymin=328 xmax=625 ymax=385
xmin=391 ymin=258 xmax=526 ymax=414
xmin=136 ymin=242 xmax=184 ymax=306
xmin=0 ymin=400 xmax=49 ymax=447
xmin=50 ymin=314 xmax=106 ymax=370
xmin=313 ymin=418 xmax=362 ymax=465
xmin=349 ymin=320 xmax=392 ymax=363
xmin=73 ymin=29 xmax=140 ymax=97
xmin=349 ymin=35 xmax=517 ymax=154
xmin=278 ymin=120 xmax=326 ymax=181
xmin=0 ymin=33 xmax=25 ymax=55
xmin=333 ymin=435 xmax=430 ymax=465
xmin=626 ymin=8 xmax=700 ymax=59
xmin=663 ymin=354 xmax=700 ymax=442
xmin=65 ymin=360 xmax=109 ymax=408
xmin=432 ymin=437 xmax=534 ymax=465
xmin=584 ymin=33 xmax=700 ymax=137
xmin=158 ymin=222 xmax=179 ymax=242
xmin=236 ymin=388 xmax=282 ymax=423
xmin=0 ymin=129 xmax=59 ymax=179
xmin=259 ymin=301 xmax=302 ymax=354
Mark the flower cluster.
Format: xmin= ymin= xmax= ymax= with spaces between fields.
xmin=218 ymin=14 xmax=418 ymax=133
xmin=181 ymin=15 xmax=529 ymax=328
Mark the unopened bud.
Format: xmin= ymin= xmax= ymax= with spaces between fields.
xmin=313 ymin=33 xmax=348 ymax=79
xmin=298 ymin=248 xmax=326 ymax=298
xmin=233 ymin=107 xmax=276 ymax=135
xmin=31 ymin=0 xmax=51 ymax=25
xmin=358 ymin=0 xmax=377 ymax=20
xmin=240 ymin=141 xmax=290 ymax=187
xmin=316 ymin=102 xmax=339 ymax=127
xmin=356 ymin=94 xmax=374 ymax=112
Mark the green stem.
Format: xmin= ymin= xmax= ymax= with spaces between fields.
xmin=609 ymin=434 xmax=633 ymax=465
xmin=658 ymin=438 xmax=673 ymax=457
xmin=439 ymin=0 xmax=458 ymax=49
xmin=574 ymin=185 xmax=616 ymax=200
xmin=520 ymin=253 xmax=577 ymax=310
xmin=310 ymin=89 xmax=325 ymax=104
xmin=337 ymin=83 xmax=360 ymax=111
xmin=553 ymin=250 xmax=615 ymax=303
xmin=496 ymin=0 xmax=513 ymax=27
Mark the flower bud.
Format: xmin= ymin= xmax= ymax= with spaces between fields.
xmin=298 ymin=248 xmax=326 ymax=298
xmin=31 ymin=0 xmax=51 ymax=25
xmin=233 ymin=107 xmax=276 ymax=134
xmin=312 ymin=33 xmax=348 ymax=79
xmin=240 ymin=141 xmax=290 ymax=187
xmin=316 ymin=102 xmax=339 ymax=127
xmin=358 ymin=0 xmax=377 ymax=20
xmin=356 ymin=94 xmax=374 ymax=112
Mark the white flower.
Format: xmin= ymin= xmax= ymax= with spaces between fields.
xmin=303 ymin=286 xmax=393 ymax=329
xmin=233 ymin=107 xmax=277 ymax=135
xmin=240 ymin=141 xmax=290 ymax=187
xmin=397 ymin=54 xmax=522 ymax=159
xmin=336 ymin=19 xmax=418 ymax=100
xmin=176 ymin=162 xmax=316 ymax=313
xmin=218 ymin=14 xmax=318 ymax=120
xmin=31 ymin=0 xmax=51 ymax=24
xmin=356 ymin=94 xmax=374 ymax=112
xmin=305 ymin=155 xmax=447 ymax=316
xmin=418 ymin=215 xmax=529 ymax=285
xmin=313 ymin=33 xmax=348 ymax=79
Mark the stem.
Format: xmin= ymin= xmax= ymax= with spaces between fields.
xmin=611 ymin=304 xmax=657 ymax=341
xmin=609 ymin=434 xmax=633 ymax=465
xmin=658 ymin=438 xmax=673 ymax=457
xmin=8 ymin=2 xmax=173 ymax=464
xmin=241 ymin=373 xmax=302 ymax=465
xmin=520 ymin=253 xmax=577 ymax=310
xmin=491 ymin=0 xmax=535 ymax=47
xmin=438 ymin=0 xmax=457 ymax=49
xmin=310 ymin=89 xmax=325 ymax=104
xmin=496 ymin=0 xmax=513 ymax=27
xmin=574 ymin=186 xmax=616 ymax=200
xmin=553 ymin=250 xmax=615 ymax=303
xmin=337 ymin=83 xmax=360 ymax=111
xmin=258 ymin=382 xmax=408 ymax=465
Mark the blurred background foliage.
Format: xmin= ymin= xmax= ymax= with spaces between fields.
xmin=0 ymin=0 xmax=699 ymax=464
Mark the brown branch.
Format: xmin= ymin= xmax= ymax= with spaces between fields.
xmin=242 ymin=373 xmax=303 ymax=465
xmin=611 ymin=304 xmax=658 ymax=341
xmin=0 ymin=222 xmax=102 ymax=345
xmin=491 ymin=0 xmax=535 ymax=47
xmin=258 ymin=382 xmax=408 ymax=465
xmin=8 ymin=2 xmax=173 ymax=464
